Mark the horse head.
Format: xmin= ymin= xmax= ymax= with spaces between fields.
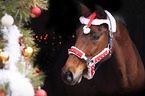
xmin=62 ymin=4 xmax=116 ymax=85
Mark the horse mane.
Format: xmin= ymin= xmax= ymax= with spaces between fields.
xmin=113 ymin=13 xmax=126 ymax=26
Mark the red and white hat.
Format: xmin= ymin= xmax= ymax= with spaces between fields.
xmin=79 ymin=10 xmax=116 ymax=34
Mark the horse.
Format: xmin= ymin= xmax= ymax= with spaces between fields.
xmin=61 ymin=3 xmax=145 ymax=95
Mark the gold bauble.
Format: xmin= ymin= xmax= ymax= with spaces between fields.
xmin=0 ymin=50 xmax=9 ymax=63
xmin=24 ymin=46 xmax=33 ymax=57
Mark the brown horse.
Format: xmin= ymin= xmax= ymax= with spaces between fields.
xmin=62 ymin=3 xmax=145 ymax=96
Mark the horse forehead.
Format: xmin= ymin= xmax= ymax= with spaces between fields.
xmin=90 ymin=26 xmax=100 ymax=31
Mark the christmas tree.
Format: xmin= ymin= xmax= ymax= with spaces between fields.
xmin=0 ymin=0 xmax=48 ymax=96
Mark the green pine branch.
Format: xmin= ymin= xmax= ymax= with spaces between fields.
xmin=20 ymin=27 xmax=39 ymax=62
xmin=0 ymin=0 xmax=49 ymax=26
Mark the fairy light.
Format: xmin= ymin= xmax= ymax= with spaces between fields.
xmin=34 ymin=33 xmax=65 ymax=58
xmin=59 ymin=35 xmax=61 ymax=38
xmin=45 ymin=34 xmax=48 ymax=37
xmin=40 ymin=36 xmax=42 ymax=39
xmin=72 ymin=35 xmax=75 ymax=38
xmin=52 ymin=43 xmax=54 ymax=45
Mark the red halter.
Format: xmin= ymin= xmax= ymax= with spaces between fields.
xmin=68 ymin=46 xmax=109 ymax=79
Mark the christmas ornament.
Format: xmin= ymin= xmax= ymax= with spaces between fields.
xmin=0 ymin=50 xmax=9 ymax=63
xmin=24 ymin=46 xmax=33 ymax=57
xmin=0 ymin=89 xmax=6 ymax=96
xmin=31 ymin=7 xmax=41 ymax=18
xmin=1 ymin=14 xmax=14 ymax=27
xmin=35 ymin=87 xmax=47 ymax=96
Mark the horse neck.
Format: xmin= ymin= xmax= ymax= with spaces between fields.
xmin=111 ymin=23 xmax=144 ymax=90
xmin=113 ymin=23 xmax=139 ymax=65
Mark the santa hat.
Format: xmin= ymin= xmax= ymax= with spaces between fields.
xmin=80 ymin=10 xmax=116 ymax=34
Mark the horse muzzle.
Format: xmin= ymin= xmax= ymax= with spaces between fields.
xmin=61 ymin=69 xmax=82 ymax=85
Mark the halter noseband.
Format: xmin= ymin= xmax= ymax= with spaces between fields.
xmin=68 ymin=10 xmax=116 ymax=79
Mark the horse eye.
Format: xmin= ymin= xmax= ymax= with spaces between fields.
xmin=92 ymin=33 xmax=101 ymax=40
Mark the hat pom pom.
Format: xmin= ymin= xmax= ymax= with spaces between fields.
xmin=83 ymin=26 xmax=90 ymax=34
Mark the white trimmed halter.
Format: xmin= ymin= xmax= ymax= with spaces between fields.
xmin=68 ymin=10 xmax=116 ymax=79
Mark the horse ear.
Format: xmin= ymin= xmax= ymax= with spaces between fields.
xmin=95 ymin=4 xmax=107 ymax=19
xmin=80 ymin=3 xmax=91 ymax=17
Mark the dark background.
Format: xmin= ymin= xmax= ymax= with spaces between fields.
xmin=29 ymin=0 xmax=145 ymax=95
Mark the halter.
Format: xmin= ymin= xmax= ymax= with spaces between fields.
xmin=68 ymin=10 xmax=116 ymax=79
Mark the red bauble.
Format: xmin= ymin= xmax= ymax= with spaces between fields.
xmin=35 ymin=89 xmax=47 ymax=96
xmin=31 ymin=7 xmax=41 ymax=18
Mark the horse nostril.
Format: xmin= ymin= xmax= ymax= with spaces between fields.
xmin=62 ymin=70 xmax=73 ymax=83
